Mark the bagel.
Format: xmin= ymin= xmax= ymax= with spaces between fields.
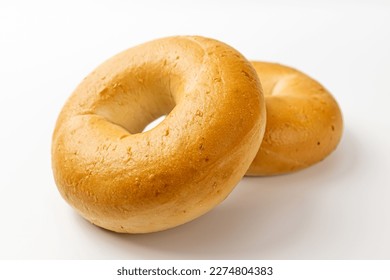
xmin=51 ymin=36 xmax=266 ymax=233
xmin=246 ymin=61 xmax=343 ymax=176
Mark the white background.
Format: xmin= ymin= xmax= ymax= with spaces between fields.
xmin=1 ymin=0 xmax=389 ymax=259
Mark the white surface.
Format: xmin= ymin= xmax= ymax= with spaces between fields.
xmin=1 ymin=0 xmax=390 ymax=259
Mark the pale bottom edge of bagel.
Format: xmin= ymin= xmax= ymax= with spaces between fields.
xmin=245 ymin=143 xmax=340 ymax=177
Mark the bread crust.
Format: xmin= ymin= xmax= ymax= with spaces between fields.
xmin=52 ymin=36 xmax=265 ymax=233
xmin=247 ymin=61 xmax=343 ymax=176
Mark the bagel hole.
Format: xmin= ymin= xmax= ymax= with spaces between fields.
xmin=142 ymin=115 xmax=166 ymax=133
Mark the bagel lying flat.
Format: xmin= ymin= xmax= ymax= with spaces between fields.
xmin=51 ymin=36 xmax=266 ymax=233
xmin=246 ymin=61 xmax=343 ymax=176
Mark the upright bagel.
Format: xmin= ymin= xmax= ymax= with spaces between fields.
xmin=247 ymin=61 xmax=343 ymax=176
xmin=52 ymin=36 xmax=266 ymax=233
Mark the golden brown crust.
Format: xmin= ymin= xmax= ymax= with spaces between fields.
xmin=52 ymin=36 xmax=266 ymax=233
xmin=246 ymin=61 xmax=343 ymax=176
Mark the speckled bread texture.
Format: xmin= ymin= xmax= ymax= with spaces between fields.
xmin=52 ymin=36 xmax=266 ymax=233
xmin=246 ymin=61 xmax=343 ymax=176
